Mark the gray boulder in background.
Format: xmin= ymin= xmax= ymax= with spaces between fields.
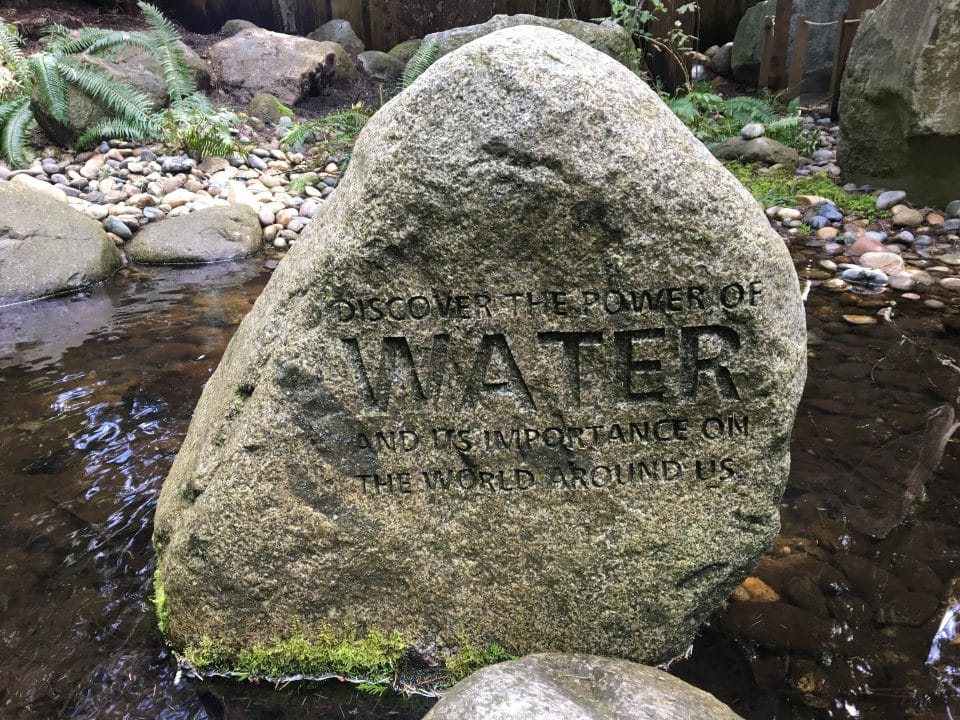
xmin=423 ymin=654 xmax=743 ymax=720
xmin=837 ymin=0 xmax=960 ymax=207
xmin=209 ymin=28 xmax=359 ymax=105
xmin=424 ymin=14 xmax=636 ymax=69
xmin=712 ymin=136 xmax=800 ymax=165
xmin=308 ymin=19 xmax=365 ymax=55
xmin=357 ymin=50 xmax=405 ymax=81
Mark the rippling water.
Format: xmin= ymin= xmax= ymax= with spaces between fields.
xmin=0 ymin=248 xmax=958 ymax=719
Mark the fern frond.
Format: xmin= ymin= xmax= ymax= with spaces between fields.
xmin=55 ymin=57 xmax=155 ymax=127
xmin=77 ymin=117 xmax=153 ymax=148
xmin=722 ymin=95 xmax=776 ymax=124
xmin=666 ymin=96 xmax=699 ymax=121
xmin=139 ymin=1 xmax=195 ymax=102
xmin=170 ymin=91 xmax=213 ymax=116
xmin=280 ymin=121 xmax=317 ymax=150
xmin=0 ymin=95 xmax=26 ymax=127
xmin=81 ymin=30 xmax=152 ymax=58
xmin=0 ymin=23 xmax=24 ymax=65
xmin=765 ymin=116 xmax=800 ymax=133
xmin=401 ymin=40 xmax=439 ymax=89
xmin=28 ymin=55 xmax=68 ymax=123
xmin=0 ymin=96 xmax=35 ymax=168
xmin=138 ymin=1 xmax=182 ymax=43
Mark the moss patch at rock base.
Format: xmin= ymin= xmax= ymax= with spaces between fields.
xmin=178 ymin=629 xmax=407 ymax=682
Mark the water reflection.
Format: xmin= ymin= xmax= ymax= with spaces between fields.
xmin=0 ymin=248 xmax=958 ymax=718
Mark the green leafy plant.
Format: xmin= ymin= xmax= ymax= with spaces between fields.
xmin=667 ymin=88 xmax=817 ymax=155
xmin=0 ymin=3 xmax=238 ymax=167
xmin=281 ymin=102 xmax=373 ymax=161
xmin=400 ymin=40 xmax=439 ymax=89
xmin=607 ymin=0 xmax=699 ymax=88
xmin=160 ymin=93 xmax=239 ymax=159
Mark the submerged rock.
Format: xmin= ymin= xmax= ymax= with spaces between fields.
xmin=126 ymin=204 xmax=262 ymax=264
xmin=423 ymin=654 xmax=743 ymax=720
xmin=0 ymin=182 xmax=122 ymax=305
xmin=153 ymin=26 xmax=806 ymax=687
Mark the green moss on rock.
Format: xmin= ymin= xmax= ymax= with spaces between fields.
xmin=246 ymin=92 xmax=295 ymax=124
xmin=179 ymin=629 xmax=407 ymax=682
xmin=152 ymin=569 xmax=170 ymax=635
xmin=443 ymin=639 xmax=515 ymax=681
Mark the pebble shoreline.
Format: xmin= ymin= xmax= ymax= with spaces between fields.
xmin=1 ymin=112 xmax=959 ymax=321
xmin=763 ymin=115 xmax=960 ymax=323
xmin=0 ymin=119 xmax=334 ymax=253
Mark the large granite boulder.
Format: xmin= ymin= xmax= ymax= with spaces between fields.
xmin=837 ymin=0 xmax=960 ymax=207
xmin=732 ymin=0 xmax=848 ymax=92
xmin=0 ymin=182 xmax=122 ymax=305
xmin=423 ymin=14 xmax=636 ymax=69
xmin=208 ymin=28 xmax=359 ymax=105
xmin=154 ymin=26 xmax=806 ymax=688
xmin=423 ymin=654 xmax=742 ymax=720
xmin=126 ymin=205 xmax=263 ymax=264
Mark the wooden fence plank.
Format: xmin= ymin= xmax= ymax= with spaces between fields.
xmin=785 ymin=15 xmax=808 ymax=100
xmin=331 ymin=0 xmax=365 ymax=36
xmin=758 ymin=16 xmax=775 ymax=89
xmin=767 ymin=0 xmax=792 ymax=89
xmin=828 ymin=0 xmax=880 ymax=116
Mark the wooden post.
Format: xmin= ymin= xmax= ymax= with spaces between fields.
xmin=767 ymin=0 xmax=792 ymax=89
xmin=758 ymin=15 xmax=775 ymax=89
xmin=785 ymin=15 xmax=808 ymax=100
xmin=331 ymin=0 xmax=364 ymax=36
xmin=829 ymin=0 xmax=882 ymax=118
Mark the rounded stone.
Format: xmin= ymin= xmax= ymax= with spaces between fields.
xmin=126 ymin=204 xmax=263 ymax=264
xmin=875 ymin=190 xmax=907 ymax=210
xmin=153 ymin=26 xmax=806 ymax=687
xmin=0 ymin=183 xmax=122 ymax=304
xmin=892 ymin=208 xmax=924 ymax=227
xmin=423 ymin=654 xmax=742 ymax=720
xmin=741 ymin=123 xmax=765 ymax=140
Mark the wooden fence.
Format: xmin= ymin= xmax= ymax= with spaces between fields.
xmin=157 ymin=0 xmax=755 ymax=53
xmin=256 ymin=0 xmax=609 ymax=49
xmin=754 ymin=0 xmax=881 ymax=110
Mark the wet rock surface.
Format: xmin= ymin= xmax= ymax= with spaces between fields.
xmin=838 ymin=0 xmax=960 ymax=207
xmin=0 ymin=182 xmax=122 ymax=305
xmin=126 ymin=204 xmax=263 ymax=264
xmin=423 ymin=654 xmax=742 ymax=720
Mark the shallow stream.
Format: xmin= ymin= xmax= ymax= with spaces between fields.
xmin=1 ymin=243 xmax=958 ymax=719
